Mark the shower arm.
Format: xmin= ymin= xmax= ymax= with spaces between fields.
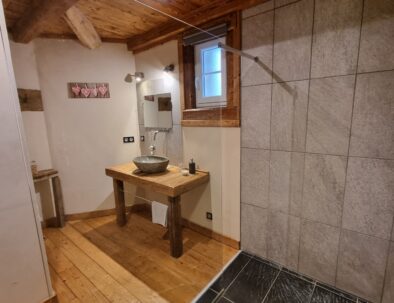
xmin=218 ymin=42 xmax=290 ymax=90
xmin=218 ymin=42 xmax=272 ymax=77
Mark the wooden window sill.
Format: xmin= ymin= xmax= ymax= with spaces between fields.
xmin=181 ymin=106 xmax=240 ymax=127
xmin=179 ymin=12 xmax=241 ymax=128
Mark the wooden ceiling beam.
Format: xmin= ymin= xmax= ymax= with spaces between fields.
xmin=12 ymin=0 xmax=79 ymax=43
xmin=64 ymin=6 xmax=102 ymax=49
xmin=127 ymin=0 xmax=269 ymax=53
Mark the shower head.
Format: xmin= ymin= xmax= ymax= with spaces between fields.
xmin=124 ymin=72 xmax=144 ymax=83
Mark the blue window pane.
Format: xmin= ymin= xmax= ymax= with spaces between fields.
xmin=202 ymin=47 xmax=221 ymax=73
xmin=203 ymin=73 xmax=222 ymax=97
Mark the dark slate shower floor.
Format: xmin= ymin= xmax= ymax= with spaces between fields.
xmin=196 ymin=252 xmax=370 ymax=303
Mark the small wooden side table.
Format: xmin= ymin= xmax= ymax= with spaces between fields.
xmin=33 ymin=169 xmax=65 ymax=228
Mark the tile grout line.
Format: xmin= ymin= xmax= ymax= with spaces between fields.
xmin=240 ymin=146 xmax=394 ymax=162
xmin=296 ymin=0 xmax=316 ymax=272
xmin=219 ymin=256 xmax=252 ymax=299
xmin=242 ymin=0 xmax=303 ymax=21
xmin=307 ymin=282 xmax=317 ymax=303
xmin=334 ymin=0 xmax=365 ymax=288
xmin=381 ymin=222 xmax=394 ymax=302
xmin=261 ymin=269 xmax=281 ymax=303
xmin=240 ymin=67 xmax=394 ymax=88
xmin=266 ymin=0 xmax=276 ymax=261
xmin=316 ymin=283 xmax=359 ymax=303
xmin=241 ymin=201 xmax=393 ymax=243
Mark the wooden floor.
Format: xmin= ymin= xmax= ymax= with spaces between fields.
xmin=44 ymin=211 xmax=238 ymax=303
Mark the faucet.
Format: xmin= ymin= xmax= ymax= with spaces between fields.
xmin=149 ymin=130 xmax=160 ymax=155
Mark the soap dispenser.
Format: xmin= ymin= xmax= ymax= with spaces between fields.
xmin=189 ymin=159 xmax=196 ymax=174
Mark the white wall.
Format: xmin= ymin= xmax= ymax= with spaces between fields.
xmin=182 ymin=127 xmax=241 ymax=240
xmin=134 ymin=41 xmax=241 ymax=241
xmin=10 ymin=41 xmax=54 ymax=221
xmin=10 ymin=41 xmax=52 ymax=170
xmin=34 ymin=39 xmax=140 ymax=214
xmin=0 ymin=5 xmax=52 ymax=302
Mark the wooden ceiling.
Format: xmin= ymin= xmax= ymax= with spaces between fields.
xmin=2 ymin=0 xmax=267 ymax=52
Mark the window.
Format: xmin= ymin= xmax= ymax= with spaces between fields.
xmin=179 ymin=13 xmax=241 ymax=127
xmin=195 ymin=38 xmax=227 ymax=108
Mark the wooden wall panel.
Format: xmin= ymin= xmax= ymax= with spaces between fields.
xmin=17 ymin=88 xmax=43 ymax=111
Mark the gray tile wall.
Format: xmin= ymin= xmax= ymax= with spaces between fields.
xmin=240 ymin=1 xmax=394 ymax=302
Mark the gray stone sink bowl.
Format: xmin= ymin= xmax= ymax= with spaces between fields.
xmin=133 ymin=155 xmax=169 ymax=174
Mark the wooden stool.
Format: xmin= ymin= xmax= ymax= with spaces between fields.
xmin=33 ymin=169 xmax=65 ymax=227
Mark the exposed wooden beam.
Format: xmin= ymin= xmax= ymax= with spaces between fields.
xmin=127 ymin=0 xmax=269 ymax=53
xmin=64 ymin=6 xmax=102 ymax=49
xmin=12 ymin=0 xmax=79 ymax=43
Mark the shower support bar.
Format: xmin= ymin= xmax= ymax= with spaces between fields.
xmin=218 ymin=42 xmax=273 ymax=77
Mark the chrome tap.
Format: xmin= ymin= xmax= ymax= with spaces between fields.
xmin=149 ymin=130 xmax=160 ymax=155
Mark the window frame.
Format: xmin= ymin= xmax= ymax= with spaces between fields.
xmin=178 ymin=12 xmax=241 ymax=127
xmin=195 ymin=38 xmax=227 ymax=108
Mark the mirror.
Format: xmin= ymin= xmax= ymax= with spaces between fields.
xmin=143 ymin=93 xmax=173 ymax=129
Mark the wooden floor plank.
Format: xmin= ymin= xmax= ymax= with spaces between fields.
xmin=45 ymin=239 xmax=109 ymax=303
xmin=61 ymin=223 xmax=167 ymax=303
xmin=49 ymin=266 xmax=80 ymax=303
xmin=85 ymin=215 xmax=223 ymax=289
xmin=45 ymin=228 xmax=141 ymax=303
xmin=45 ymin=212 xmax=238 ymax=303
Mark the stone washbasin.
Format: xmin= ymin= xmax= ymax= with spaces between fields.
xmin=133 ymin=155 xmax=169 ymax=174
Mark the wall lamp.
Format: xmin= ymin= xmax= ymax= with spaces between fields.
xmin=124 ymin=72 xmax=144 ymax=83
xmin=163 ymin=64 xmax=175 ymax=72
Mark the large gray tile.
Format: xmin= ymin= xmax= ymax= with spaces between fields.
xmin=269 ymin=151 xmax=304 ymax=216
xmin=271 ymin=80 xmax=309 ymax=151
xmin=241 ymin=85 xmax=271 ymax=149
xmin=342 ymin=157 xmax=394 ymax=240
xmin=336 ymin=230 xmax=390 ymax=302
xmin=302 ymin=154 xmax=347 ymax=227
xmin=241 ymin=203 xmax=268 ymax=257
xmin=349 ymin=70 xmax=394 ymax=159
xmin=306 ymin=75 xmax=355 ymax=155
xmin=311 ymin=0 xmax=363 ymax=78
xmin=273 ymin=0 xmax=314 ymax=82
xmin=242 ymin=0 xmax=274 ymax=19
xmin=299 ymin=220 xmax=340 ymax=285
xmin=241 ymin=148 xmax=270 ymax=208
xmin=242 ymin=11 xmax=273 ymax=86
xmin=382 ymin=243 xmax=394 ymax=303
xmin=358 ymin=0 xmax=394 ymax=73
xmin=267 ymin=211 xmax=301 ymax=270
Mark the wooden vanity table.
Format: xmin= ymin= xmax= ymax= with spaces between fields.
xmin=105 ymin=163 xmax=209 ymax=258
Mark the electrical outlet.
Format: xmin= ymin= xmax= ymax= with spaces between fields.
xmin=206 ymin=212 xmax=213 ymax=220
xmin=123 ymin=136 xmax=134 ymax=143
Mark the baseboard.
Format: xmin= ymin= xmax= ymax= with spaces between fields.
xmin=42 ymin=294 xmax=58 ymax=303
xmin=64 ymin=204 xmax=148 ymax=221
xmin=181 ymin=218 xmax=240 ymax=249
xmin=64 ymin=203 xmax=240 ymax=249
xmin=41 ymin=217 xmax=58 ymax=228
xmin=65 ymin=208 xmax=118 ymax=221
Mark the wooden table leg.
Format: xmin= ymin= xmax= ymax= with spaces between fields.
xmin=168 ymin=196 xmax=182 ymax=258
xmin=113 ymin=179 xmax=126 ymax=226
xmin=52 ymin=176 xmax=65 ymax=227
